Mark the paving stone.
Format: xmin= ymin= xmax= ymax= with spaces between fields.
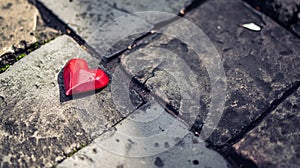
xmin=0 ymin=0 xmax=36 ymax=55
xmin=234 ymin=88 xmax=300 ymax=167
xmin=38 ymin=0 xmax=191 ymax=56
xmin=0 ymin=35 xmax=140 ymax=167
xmin=291 ymin=20 xmax=300 ymax=37
xmin=0 ymin=0 xmax=59 ymax=56
xmin=244 ymin=0 xmax=300 ymax=29
xmin=58 ymin=100 xmax=229 ymax=168
xmin=120 ymin=0 xmax=300 ymax=147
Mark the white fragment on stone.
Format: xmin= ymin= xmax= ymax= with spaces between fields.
xmin=240 ymin=23 xmax=261 ymax=31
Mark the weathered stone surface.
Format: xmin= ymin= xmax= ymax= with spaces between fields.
xmin=186 ymin=0 xmax=300 ymax=146
xmin=38 ymin=0 xmax=153 ymax=56
xmin=0 ymin=0 xmax=36 ymax=55
xmin=244 ymin=0 xmax=300 ymax=29
xmin=120 ymin=0 xmax=300 ymax=147
xmin=0 ymin=0 xmax=58 ymax=56
xmin=38 ymin=0 xmax=191 ymax=56
xmin=58 ymin=100 xmax=229 ymax=168
xmin=234 ymin=88 xmax=300 ymax=167
xmin=0 ymin=36 xmax=139 ymax=167
xmin=291 ymin=20 xmax=300 ymax=37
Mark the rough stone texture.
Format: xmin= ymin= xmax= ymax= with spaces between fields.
xmin=0 ymin=0 xmax=37 ymax=55
xmin=58 ymin=100 xmax=228 ymax=168
xmin=186 ymin=0 xmax=300 ymax=146
xmin=38 ymin=0 xmax=152 ymax=56
xmin=244 ymin=0 xmax=300 ymax=29
xmin=120 ymin=0 xmax=300 ymax=147
xmin=234 ymin=88 xmax=300 ymax=167
xmin=0 ymin=36 xmax=140 ymax=167
xmin=0 ymin=0 xmax=58 ymax=56
xmin=38 ymin=0 xmax=191 ymax=56
xmin=291 ymin=19 xmax=300 ymax=37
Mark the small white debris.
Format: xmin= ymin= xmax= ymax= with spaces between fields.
xmin=240 ymin=23 xmax=261 ymax=32
xmin=180 ymin=8 xmax=185 ymax=15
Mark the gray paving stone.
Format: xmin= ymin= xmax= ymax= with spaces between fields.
xmin=234 ymin=88 xmax=300 ymax=167
xmin=120 ymin=0 xmax=300 ymax=147
xmin=0 ymin=0 xmax=36 ymax=55
xmin=244 ymin=0 xmax=300 ymax=28
xmin=0 ymin=0 xmax=59 ymax=56
xmin=58 ymin=100 xmax=229 ymax=168
xmin=0 ymin=35 xmax=138 ymax=167
xmin=38 ymin=0 xmax=191 ymax=56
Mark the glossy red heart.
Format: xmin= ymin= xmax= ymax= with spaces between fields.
xmin=63 ymin=58 xmax=109 ymax=95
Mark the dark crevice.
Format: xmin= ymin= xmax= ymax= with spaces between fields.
xmin=205 ymin=81 xmax=300 ymax=166
xmin=243 ymin=0 xmax=300 ymax=38
xmin=28 ymin=0 xmax=101 ymax=60
xmin=181 ymin=0 xmax=208 ymax=16
xmin=28 ymin=0 xmax=83 ymax=44
xmin=0 ymin=41 xmax=49 ymax=73
xmin=220 ymin=147 xmax=259 ymax=168
xmin=106 ymin=2 xmax=131 ymax=14
xmin=27 ymin=1 xmax=299 ymax=168
xmin=225 ymin=81 xmax=300 ymax=147
xmin=101 ymin=0 xmax=207 ymax=63
xmin=9 ymin=0 xmax=266 ymax=167
xmin=0 ymin=0 xmax=208 ymax=165
xmin=118 ymin=62 xmax=184 ymax=119
xmin=141 ymin=62 xmax=166 ymax=85
xmin=0 ymin=0 xmax=100 ymax=74
xmin=26 ymin=0 xmax=206 ymax=67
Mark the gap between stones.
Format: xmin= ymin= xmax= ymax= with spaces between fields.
xmin=27 ymin=0 xmax=207 ymax=126
xmin=243 ymin=0 xmax=300 ymax=38
xmin=28 ymin=0 xmax=208 ymax=64
xmin=0 ymin=40 xmax=53 ymax=73
xmin=206 ymin=81 xmax=300 ymax=168
xmin=26 ymin=1 xmax=288 ymax=167
xmin=13 ymin=0 xmax=297 ymax=167
xmin=26 ymin=0 xmax=208 ymax=164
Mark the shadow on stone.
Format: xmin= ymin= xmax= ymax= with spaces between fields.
xmin=57 ymin=68 xmax=105 ymax=103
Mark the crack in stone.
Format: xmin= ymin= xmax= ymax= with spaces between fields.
xmin=101 ymin=0 xmax=206 ymax=63
xmin=105 ymin=2 xmax=131 ymax=15
xmin=0 ymin=96 xmax=7 ymax=107
xmin=141 ymin=62 xmax=166 ymax=86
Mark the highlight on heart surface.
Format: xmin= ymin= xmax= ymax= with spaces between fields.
xmin=63 ymin=58 xmax=109 ymax=96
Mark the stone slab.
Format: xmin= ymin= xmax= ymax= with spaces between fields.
xmin=0 ymin=35 xmax=139 ymax=167
xmin=120 ymin=0 xmax=300 ymax=147
xmin=244 ymin=0 xmax=300 ymax=29
xmin=38 ymin=0 xmax=191 ymax=56
xmin=234 ymin=88 xmax=300 ymax=167
xmin=58 ymin=100 xmax=229 ymax=168
xmin=38 ymin=0 xmax=152 ymax=56
xmin=0 ymin=0 xmax=59 ymax=57
xmin=0 ymin=0 xmax=37 ymax=55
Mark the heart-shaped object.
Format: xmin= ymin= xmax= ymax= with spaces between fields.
xmin=63 ymin=58 xmax=109 ymax=95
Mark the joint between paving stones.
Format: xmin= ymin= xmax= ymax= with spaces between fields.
xmin=28 ymin=0 xmax=103 ymax=59
xmin=209 ymin=81 xmax=300 ymax=153
xmin=243 ymin=0 xmax=300 ymax=38
xmin=102 ymin=0 xmax=207 ymax=63
xmin=4 ymin=0 xmax=298 ymax=167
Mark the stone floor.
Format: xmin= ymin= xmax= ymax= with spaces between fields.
xmin=0 ymin=0 xmax=59 ymax=73
xmin=0 ymin=0 xmax=299 ymax=167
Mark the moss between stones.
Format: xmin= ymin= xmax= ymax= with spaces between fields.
xmin=0 ymin=37 xmax=57 ymax=74
xmin=16 ymin=53 xmax=27 ymax=61
xmin=0 ymin=65 xmax=10 ymax=73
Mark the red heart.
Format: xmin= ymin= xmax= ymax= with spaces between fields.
xmin=63 ymin=58 xmax=109 ymax=95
